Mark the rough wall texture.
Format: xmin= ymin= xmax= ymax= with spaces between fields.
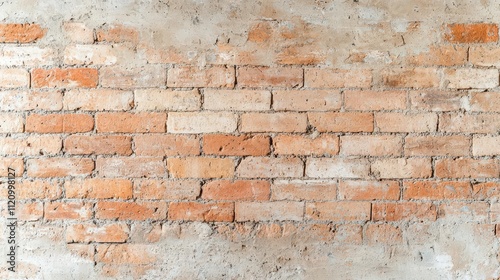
xmin=1 ymin=0 xmax=500 ymax=279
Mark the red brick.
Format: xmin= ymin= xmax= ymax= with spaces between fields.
xmin=167 ymin=66 xmax=234 ymax=88
xmin=470 ymin=92 xmax=500 ymax=112
xmin=444 ymin=23 xmax=498 ymax=43
xmin=365 ymin=224 xmax=402 ymax=245
xmin=308 ymin=112 xmax=373 ymax=132
xmin=45 ymin=201 xmax=92 ymax=220
xmin=96 ymin=112 xmax=165 ymax=133
xmin=341 ymin=135 xmax=403 ymax=156
xmin=204 ymin=89 xmax=270 ymax=111
xmin=372 ymin=158 xmax=432 ymax=179
xmin=0 ymin=23 xmax=45 ymax=43
xmin=96 ymin=201 xmax=167 ymax=220
xmin=135 ymin=89 xmax=200 ymax=111
xmin=202 ymin=180 xmax=270 ymax=201
xmin=168 ymin=157 xmax=234 ymax=178
xmin=273 ymin=90 xmax=342 ymax=111
xmin=64 ymin=178 xmax=132 ymax=199
xmin=403 ymin=181 xmax=472 ymax=200
xmin=241 ymin=113 xmax=307 ymax=133
xmin=134 ymin=135 xmax=199 ymax=156
xmin=96 ymin=24 xmax=138 ymax=43
xmin=0 ymin=69 xmax=29 ymax=88
xmin=405 ymin=135 xmax=470 ymax=156
xmin=26 ymin=113 xmax=93 ymax=133
xmin=133 ymin=179 xmax=200 ymax=200
xmin=238 ymin=67 xmax=302 ymax=87
xmin=381 ymin=68 xmax=439 ymax=88
xmin=435 ymin=158 xmax=499 ymax=178
xmin=96 ymin=244 xmax=156 ymax=265
xmin=305 ymin=68 xmax=371 ymax=88
xmin=0 ymin=113 xmax=23 ymax=133
xmin=0 ymin=135 xmax=61 ymax=156
xmin=338 ymin=180 xmax=400 ymax=200
xmin=32 ymin=68 xmax=98 ymax=88
xmin=1 ymin=179 xmax=62 ymax=200
xmin=66 ymin=223 xmax=129 ymax=243
xmin=344 ymin=90 xmax=407 ymax=110
xmin=407 ymin=45 xmax=468 ymax=66
xmin=203 ymin=134 xmax=270 ymax=156
xmin=96 ymin=157 xmax=166 ymax=178
xmin=305 ymin=201 xmax=370 ymax=222
xmin=0 ymin=158 xmax=24 ymax=177
xmin=236 ymin=201 xmax=303 ymax=221
xmin=438 ymin=202 xmax=489 ymax=222
xmin=274 ymin=134 xmax=339 ymax=156
xmin=372 ymin=202 xmax=437 ymax=221
xmin=306 ymin=158 xmax=370 ymax=179
xmin=100 ymin=65 xmax=166 ymax=88
xmin=167 ymin=112 xmax=237 ymax=134
xmin=168 ymin=202 xmax=234 ymax=222
xmin=444 ymin=68 xmax=499 ymax=89
xmin=375 ymin=112 xmax=437 ymax=132
xmin=271 ymin=180 xmax=337 ymax=201
xmin=27 ymin=158 xmax=94 ymax=178
xmin=64 ymin=135 xmax=132 ymax=155
xmin=64 ymin=89 xmax=133 ymax=111
xmin=237 ymin=157 xmax=303 ymax=178
xmin=409 ymin=91 xmax=466 ymax=111
xmin=473 ymin=135 xmax=500 ymax=156
xmin=439 ymin=113 xmax=500 ymax=133
xmin=0 ymin=90 xmax=62 ymax=111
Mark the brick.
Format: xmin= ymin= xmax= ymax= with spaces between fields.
xmin=0 ymin=158 xmax=24 ymax=177
xmin=64 ymin=89 xmax=133 ymax=111
xmin=273 ymin=90 xmax=342 ymax=111
xmin=334 ymin=225 xmax=363 ymax=244
xmin=305 ymin=201 xmax=370 ymax=222
xmin=167 ymin=112 xmax=237 ymax=133
xmin=0 ymin=23 xmax=45 ymax=43
xmin=375 ymin=112 xmax=437 ymax=132
xmin=241 ymin=113 xmax=307 ymax=133
xmin=203 ymin=134 xmax=269 ymax=156
xmin=309 ymin=112 xmax=373 ymax=132
xmin=372 ymin=202 xmax=437 ymax=221
xmin=168 ymin=202 xmax=234 ymax=222
xmin=365 ymin=224 xmax=402 ymax=245
xmin=45 ymin=201 xmax=92 ymax=220
xmin=0 ymin=69 xmax=29 ymax=88
xmin=1 ymin=179 xmax=62 ymax=199
xmin=306 ymin=158 xmax=370 ymax=179
xmin=96 ymin=201 xmax=167 ymax=220
xmin=405 ymin=135 xmax=470 ymax=156
xmin=438 ymin=202 xmax=489 ymax=223
xmin=444 ymin=68 xmax=499 ymax=89
xmin=133 ymin=179 xmax=200 ymax=200
xmin=338 ymin=180 xmax=400 ymax=200
xmin=202 ymin=180 xmax=270 ymax=201
xmin=237 ymin=157 xmax=303 ymax=178
xmin=204 ymin=89 xmax=270 ymax=111
xmin=27 ymin=158 xmax=94 ymax=178
xmin=64 ymin=178 xmax=132 ymax=199
xmin=409 ymin=91 xmax=466 ymax=111
xmin=473 ymin=135 xmax=500 ymax=156
xmin=0 ymin=113 xmax=23 ymax=133
xmin=168 ymin=157 xmax=234 ymax=178
xmin=235 ymin=201 xmax=304 ymax=221
xmin=470 ymin=46 xmax=500 ymax=67
xmin=407 ymin=45 xmax=467 ymax=66
xmin=96 ymin=24 xmax=138 ymax=43
xmin=470 ymin=92 xmax=500 ymax=112
xmin=403 ymin=181 xmax=472 ymax=200
xmin=344 ymin=90 xmax=406 ymax=110
xmin=100 ymin=65 xmax=166 ymax=88
xmin=96 ymin=157 xmax=166 ymax=178
xmin=167 ymin=66 xmax=234 ymax=88
xmin=439 ymin=113 xmax=500 ymax=133
xmin=0 ymin=46 xmax=54 ymax=66
xmin=64 ymin=45 xmax=117 ymax=65
xmin=274 ymin=134 xmax=339 ymax=156
xmin=0 ymin=90 xmax=62 ymax=111
xmin=0 ymin=135 xmax=61 ymax=156
xmin=135 ymin=89 xmax=200 ymax=111
xmin=372 ymin=158 xmax=432 ymax=179
xmin=247 ymin=21 xmax=272 ymax=43
xmin=381 ymin=68 xmax=439 ymax=88
xmin=490 ymin=204 xmax=500 ymax=223
xmin=271 ymin=180 xmax=337 ymax=201
xmin=64 ymin=135 xmax=132 ymax=155
xmin=134 ymin=135 xmax=199 ymax=156
xmin=341 ymin=135 xmax=403 ymax=156
xmin=96 ymin=244 xmax=156 ymax=265
xmin=473 ymin=182 xmax=500 ymax=200
xmin=435 ymin=158 xmax=499 ymax=178
xmin=17 ymin=202 xmax=43 ymax=221
xmin=444 ymin=23 xmax=498 ymax=43
xmin=96 ymin=112 xmax=165 ymax=133
xmin=66 ymin=223 xmax=129 ymax=243
xmin=63 ymin=22 xmax=94 ymax=43
xmin=238 ymin=67 xmax=302 ymax=87
xmin=26 ymin=113 xmax=93 ymax=133
xmin=32 ymin=68 xmax=98 ymax=88
xmin=305 ymin=68 xmax=371 ymax=88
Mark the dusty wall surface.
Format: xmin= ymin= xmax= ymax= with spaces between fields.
xmin=0 ymin=0 xmax=500 ymax=279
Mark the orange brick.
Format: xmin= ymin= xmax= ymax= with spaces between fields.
xmin=235 ymin=201 xmax=304 ymax=221
xmin=2 ymin=179 xmax=62 ymax=200
xmin=202 ymin=180 xmax=270 ymax=201
xmin=375 ymin=112 xmax=437 ymax=132
xmin=32 ymin=68 xmax=98 ymax=88
xmin=405 ymin=135 xmax=470 ymax=156
xmin=470 ymin=92 xmax=500 ymax=112
xmin=273 ymin=90 xmax=342 ymax=111
xmin=63 ymin=22 xmax=94 ymax=43
xmin=305 ymin=68 xmax=371 ymax=88
xmin=0 ymin=69 xmax=29 ymax=88
xmin=372 ymin=202 xmax=437 ymax=221
xmin=409 ymin=91 xmax=466 ymax=111
xmin=309 ymin=112 xmax=373 ymax=132
xmin=338 ymin=180 xmax=400 ymax=200
xmin=305 ymin=201 xmax=370 ymax=222
xmin=64 ymin=89 xmax=133 ymax=111
xmin=100 ymin=65 xmax=166 ymax=88
xmin=134 ymin=135 xmax=199 ymax=156
xmin=204 ymin=90 xmax=270 ymax=111
xmin=444 ymin=68 xmax=499 ymax=89
xmin=403 ymin=181 xmax=472 ymax=200
xmin=168 ymin=202 xmax=234 ymax=222
xmin=135 ymin=89 xmax=200 ymax=111
xmin=236 ymin=157 xmax=303 ymax=178
xmin=0 ymin=113 xmax=23 ymax=133
xmin=203 ymin=134 xmax=269 ymax=156
xmin=365 ymin=224 xmax=402 ymax=245
xmin=66 ymin=223 xmax=129 ymax=243
xmin=26 ymin=113 xmax=93 ymax=133
xmin=167 ymin=157 xmax=234 ymax=178
xmin=444 ymin=23 xmax=498 ymax=43
xmin=96 ymin=112 xmax=165 ymax=133
xmin=238 ymin=67 xmax=302 ymax=87
xmin=470 ymin=46 xmax=500 ymax=67
xmin=45 ymin=201 xmax=92 ymax=220
xmin=407 ymin=45 xmax=468 ymax=66
xmin=0 ymin=23 xmax=45 ymax=43
xmin=0 ymin=135 xmax=61 ymax=156
xmin=96 ymin=157 xmax=166 ymax=178
xmin=0 ymin=158 xmax=24 ymax=177
xmin=372 ymin=158 xmax=432 ymax=179
xmin=0 ymin=90 xmax=62 ymax=111
xmin=96 ymin=24 xmax=138 ymax=43
xmin=241 ymin=113 xmax=307 ymax=133
xmin=271 ymin=180 xmax=337 ymax=201
xmin=64 ymin=135 xmax=132 ymax=155
xmin=167 ymin=66 xmax=234 ymax=88
xmin=167 ymin=112 xmax=237 ymax=133
xmin=439 ymin=113 xmax=500 ymax=133
xmin=96 ymin=201 xmax=167 ymax=220
xmin=381 ymin=68 xmax=439 ymax=88
xmin=438 ymin=202 xmax=489 ymax=222
xmin=473 ymin=135 xmax=500 ymax=156
xmin=435 ymin=158 xmax=499 ymax=178
xmin=306 ymin=158 xmax=370 ymax=179
xmin=27 ymin=158 xmax=94 ymax=178
xmin=274 ymin=134 xmax=339 ymax=156
xmin=17 ymin=202 xmax=43 ymax=221
xmin=344 ymin=90 xmax=407 ymax=110
xmin=133 ymin=179 xmax=200 ymax=200
xmin=341 ymin=135 xmax=403 ymax=156
xmin=64 ymin=178 xmax=132 ymax=199
xmin=247 ymin=21 xmax=272 ymax=43
xmin=473 ymin=182 xmax=500 ymax=200
xmin=96 ymin=244 xmax=156 ymax=265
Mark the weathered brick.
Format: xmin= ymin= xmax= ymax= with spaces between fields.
xmin=341 ymin=135 xmax=403 ymax=156
xmin=407 ymin=45 xmax=468 ymax=66
xmin=0 ymin=157 xmax=24 ymax=177
xmin=306 ymin=158 xmax=370 ymax=179
xmin=66 ymin=223 xmax=129 ymax=243
xmin=96 ymin=157 xmax=166 ymax=178
xmin=0 ymin=23 xmax=45 ymax=43
xmin=64 ymin=178 xmax=133 ymax=199
xmin=381 ymin=68 xmax=440 ymax=88
xmin=365 ymin=224 xmax=402 ymax=245
xmin=1 ymin=179 xmax=62 ymax=199
xmin=309 ymin=112 xmax=373 ymax=132
xmin=470 ymin=92 xmax=500 ymax=112
xmin=134 ymin=135 xmax=199 ymax=156
xmin=344 ymin=90 xmax=407 ymax=110
xmin=17 ymin=202 xmax=43 ymax=221
xmin=372 ymin=158 xmax=432 ymax=179
xmin=274 ymin=134 xmax=339 ymax=156
xmin=0 ymin=69 xmax=29 ymax=88
xmin=0 ymin=113 xmax=23 ymax=133
xmin=64 ymin=45 xmax=117 ymax=65
xmin=438 ymin=202 xmax=489 ymax=222
xmin=204 ymin=89 xmax=270 ymax=111
xmin=202 ymin=180 xmax=270 ymax=201
xmin=372 ymin=202 xmax=437 ymax=221
xmin=96 ymin=24 xmax=138 ymax=43
xmin=0 ymin=90 xmax=62 ymax=111
xmin=0 ymin=46 xmax=54 ymax=66
xmin=168 ymin=202 xmax=234 ymax=222
xmin=27 ymin=158 xmax=94 ymax=178
xmin=435 ymin=158 xmax=499 ymax=178
xmin=409 ymin=91 xmax=466 ymax=111
xmin=305 ymin=69 xmax=371 ymax=88
xmin=271 ymin=180 xmax=337 ymax=201
xmin=473 ymin=135 xmax=500 ymax=156
xmin=237 ymin=157 xmax=303 ymax=178
xmin=167 ymin=66 xmax=234 ymax=88
xmin=64 ymin=89 xmax=133 ymax=111
xmin=473 ymin=182 xmax=500 ymax=200
xmin=444 ymin=23 xmax=498 ymax=43
xmin=64 ymin=135 xmax=132 ymax=155
xmin=45 ymin=201 xmax=92 ymax=220
xmin=135 ymin=89 xmax=200 ymax=111
xmin=168 ymin=157 xmax=234 ymax=178
xmin=305 ymin=201 xmax=370 ymax=222
xmin=403 ymin=181 xmax=472 ymax=200
xmin=241 ymin=113 xmax=307 ymax=133
xmin=238 ymin=67 xmax=302 ymax=87
xmin=405 ymin=135 xmax=470 ymax=156
xmin=133 ymin=180 xmax=200 ymax=200
xmin=335 ymin=224 xmax=363 ymax=244
xmin=96 ymin=244 xmax=156 ymax=265
xmin=100 ymin=65 xmax=166 ymax=88
xmin=203 ymin=134 xmax=269 ymax=156
xmin=0 ymin=135 xmax=61 ymax=156
xmin=375 ymin=112 xmax=437 ymax=132
xmin=236 ymin=201 xmax=304 ymax=221
xmin=26 ymin=113 xmax=93 ymax=133
xmin=273 ymin=90 xmax=342 ymax=111
xmin=63 ymin=22 xmax=94 ymax=43
xmin=338 ymin=180 xmax=400 ymax=200
xmin=470 ymin=46 xmax=500 ymax=67
xmin=167 ymin=112 xmax=237 ymax=133
xmin=439 ymin=113 xmax=500 ymax=133
xmin=96 ymin=112 xmax=165 ymax=133
xmin=444 ymin=68 xmax=499 ymax=89
xmin=32 ymin=68 xmax=98 ymax=88
xmin=96 ymin=201 xmax=167 ymax=220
